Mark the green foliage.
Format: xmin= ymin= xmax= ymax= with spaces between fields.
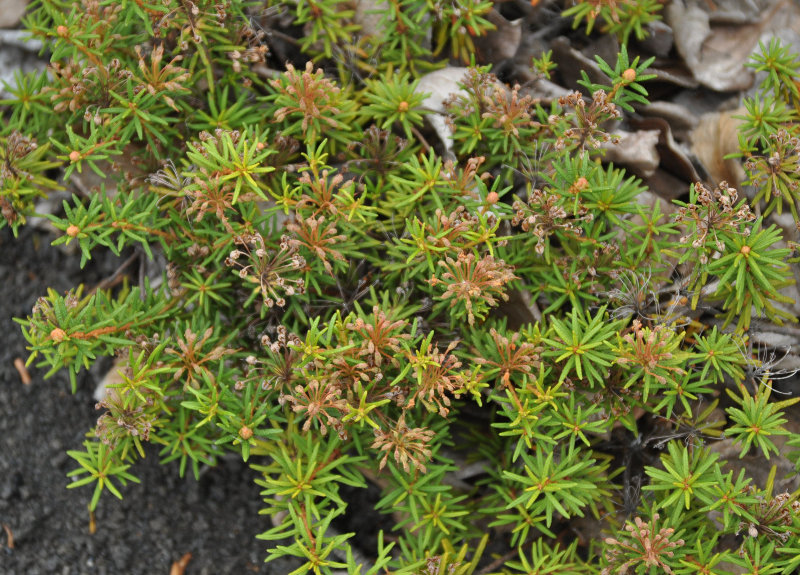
xmin=725 ymin=384 xmax=800 ymax=459
xmin=564 ymin=0 xmax=663 ymax=44
xmin=502 ymin=443 xmax=610 ymax=527
xmin=578 ymin=44 xmax=657 ymax=114
xmin=6 ymin=0 xmax=800 ymax=572
xmin=361 ymin=72 xmax=430 ymax=140
xmin=708 ymin=218 xmax=795 ymax=331
xmin=505 ymin=539 xmax=589 ymax=574
xmin=542 ymin=305 xmax=622 ymax=388
xmin=67 ymin=440 xmax=141 ymax=511
xmin=644 ymin=441 xmax=719 ymax=523
xmin=735 ymin=39 xmax=800 ymax=220
xmin=0 ymin=131 xmax=61 ymax=234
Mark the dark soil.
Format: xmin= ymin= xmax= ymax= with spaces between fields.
xmin=0 ymin=226 xmax=296 ymax=574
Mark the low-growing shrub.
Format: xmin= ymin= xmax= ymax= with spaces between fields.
xmin=3 ymin=0 xmax=800 ymax=573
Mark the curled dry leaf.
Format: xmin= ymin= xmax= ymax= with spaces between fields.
xmin=630 ymin=115 xmax=704 ymax=198
xmin=638 ymin=101 xmax=699 ymax=139
xmin=690 ymin=109 xmax=746 ymax=188
xmin=415 ymin=67 xmax=472 ymax=115
xmin=416 ymin=67 xmax=469 ymax=154
xmin=600 ymin=129 xmax=660 ymax=179
xmin=473 ymin=8 xmax=522 ymax=63
xmin=550 ymin=36 xmax=611 ymax=90
xmin=667 ymin=0 xmax=795 ymax=92
xmin=668 ymin=0 xmax=751 ymax=91
xmin=639 ymin=20 xmax=674 ymax=57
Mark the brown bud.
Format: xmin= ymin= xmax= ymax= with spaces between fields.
xmin=50 ymin=327 xmax=67 ymax=342
xmin=398 ymin=101 xmax=409 ymax=112
xmin=740 ymin=245 xmax=751 ymax=256
xmin=56 ymin=25 xmax=69 ymax=38
xmin=238 ymin=426 xmax=253 ymax=440
xmin=0 ymin=197 xmax=17 ymax=224
xmin=622 ymin=68 xmax=637 ymax=82
xmin=486 ymin=191 xmax=499 ymax=204
xmin=68 ymin=150 xmax=81 ymax=163
xmin=66 ymin=224 xmax=80 ymax=237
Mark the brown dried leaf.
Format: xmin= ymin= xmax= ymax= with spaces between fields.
xmin=473 ymin=9 xmax=522 ymax=63
xmin=600 ymin=129 xmax=661 ymax=179
xmin=630 ymin=115 xmax=703 ymax=192
xmin=667 ymin=0 xmax=796 ymax=92
xmin=638 ymin=101 xmax=699 ymax=139
xmin=550 ymin=36 xmax=608 ymax=90
xmin=690 ymin=109 xmax=746 ymax=188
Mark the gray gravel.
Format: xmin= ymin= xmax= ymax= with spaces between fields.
xmin=0 ymin=227 xmax=296 ymax=574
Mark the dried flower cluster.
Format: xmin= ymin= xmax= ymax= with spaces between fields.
xmin=225 ymin=233 xmax=306 ymax=308
xmin=428 ymin=251 xmax=517 ymax=325
xmin=676 ymin=181 xmax=755 ymax=252
xmin=602 ymin=514 xmax=685 ymax=575
xmin=512 ymin=188 xmax=592 ymax=254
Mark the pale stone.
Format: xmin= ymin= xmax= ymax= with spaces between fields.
xmin=0 ymin=0 xmax=28 ymax=28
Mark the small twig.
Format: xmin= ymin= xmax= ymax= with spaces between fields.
xmin=252 ymin=64 xmax=281 ymax=81
xmin=170 ymin=552 xmax=192 ymax=575
xmin=265 ymin=28 xmax=299 ymax=46
xmin=476 ymin=547 xmax=518 ymax=574
xmin=69 ymin=173 xmax=92 ymax=200
xmin=2 ymin=523 xmax=14 ymax=549
xmin=138 ymin=246 xmax=147 ymax=301
xmin=13 ymin=358 xmax=31 ymax=385
xmin=518 ymin=287 xmax=542 ymax=322
xmin=329 ymin=524 xmax=375 ymax=573
xmin=410 ymin=125 xmax=432 ymax=154
xmin=452 ymin=460 xmax=490 ymax=481
xmin=89 ymin=251 xmax=140 ymax=294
